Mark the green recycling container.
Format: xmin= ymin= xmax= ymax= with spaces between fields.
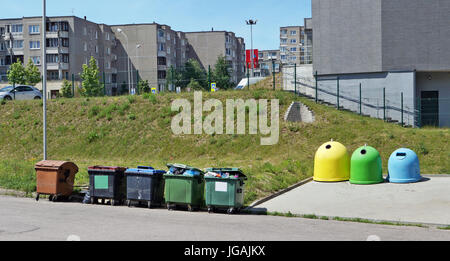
xmin=350 ymin=146 xmax=384 ymax=185
xmin=204 ymin=168 xmax=247 ymax=214
xmin=164 ymin=164 xmax=205 ymax=212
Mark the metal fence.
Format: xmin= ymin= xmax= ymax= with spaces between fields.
xmin=282 ymin=64 xmax=449 ymax=128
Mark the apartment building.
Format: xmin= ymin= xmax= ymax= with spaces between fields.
xmin=185 ymin=31 xmax=246 ymax=85
xmin=280 ymin=18 xmax=313 ymax=65
xmin=254 ymin=50 xmax=280 ymax=77
xmin=1 ymin=15 xmax=245 ymax=95
xmin=110 ymin=23 xmax=188 ymax=93
xmin=0 ymin=16 xmax=116 ymax=97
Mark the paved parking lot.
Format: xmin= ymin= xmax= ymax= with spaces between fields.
xmin=258 ymin=176 xmax=450 ymax=225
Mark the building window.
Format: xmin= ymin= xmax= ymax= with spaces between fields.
xmin=158 ymin=29 xmax=164 ymax=38
xmin=167 ymin=33 xmax=171 ymax=41
xmin=107 ymin=47 xmax=111 ymax=55
xmin=13 ymin=40 xmax=24 ymax=49
xmin=46 ymin=38 xmax=59 ymax=48
xmin=281 ymin=29 xmax=287 ymax=35
xmin=29 ymin=25 xmax=40 ymax=34
xmin=95 ymin=31 xmax=98 ymax=39
xmin=46 ymin=54 xmax=59 ymax=63
xmin=84 ymin=42 xmax=87 ymax=51
xmin=61 ymin=54 xmax=69 ymax=63
xmin=226 ymin=48 xmax=231 ymax=55
xmin=290 ymin=30 xmax=297 ymax=35
xmin=158 ymin=70 xmax=166 ymax=79
xmin=95 ymin=45 xmax=99 ymax=53
xmin=167 ymin=47 xmax=171 ymax=54
xmin=159 ymin=43 xmax=165 ymax=51
xmin=157 ymin=57 xmax=166 ymax=66
xmin=106 ymin=32 xmax=110 ymax=40
xmin=61 ymin=38 xmax=69 ymax=47
xmin=60 ymin=22 xmax=69 ymax=32
xmin=106 ymin=61 xmax=111 ymax=69
xmin=11 ymin=24 xmax=23 ymax=33
xmin=30 ymin=41 xmax=40 ymax=49
xmin=290 ymin=47 xmax=297 ymax=52
xmin=281 ymin=55 xmax=287 ymax=60
xmin=0 ymin=58 xmax=5 ymax=66
xmin=280 ymin=47 xmax=286 ymax=52
xmin=290 ymin=39 xmax=297 ymax=44
xmin=0 ymin=42 xmax=6 ymax=51
xmin=281 ymin=39 xmax=287 ymax=44
xmin=83 ymin=27 xmax=87 ymax=36
xmin=30 ymin=56 xmax=41 ymax=65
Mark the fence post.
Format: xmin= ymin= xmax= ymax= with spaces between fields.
xmin=71 ymin=73 xmax=75 ymax=98
xmin=247 ymin=63 xmax=250 ymax=90
xmin=401 ymin=92 xmax=404 ymax=126
xmin=208 ymin=65 xmax=211 ymax=90
xmin=272 ymin=59 xmax=276 ymax=91
xmin=337 ymin=77 xmax=340 ymax=110
xmin=294 ymin=63 xmax=297 ymax=95
xmin=136 ymin=69 xmax=140 ymax=94
xmin=359 ymin=83 xmax=362 ymax=115
xmin=417 ymin=97 xmax=422 ymax=128
xmin=315 ymin=71 xmax=318 ymax=103
xmin=383 ymin=88 xmax=386 ymax=121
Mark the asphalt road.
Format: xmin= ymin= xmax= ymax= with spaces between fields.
xmin=0 ymin=196 xmax=449 ymax=241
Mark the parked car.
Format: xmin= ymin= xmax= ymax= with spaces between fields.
xmin=0 ymin=85 xmax=42 ymax=100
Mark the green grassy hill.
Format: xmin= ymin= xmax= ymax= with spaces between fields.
xmin=0 ymin=88 xmax=448 ymax=204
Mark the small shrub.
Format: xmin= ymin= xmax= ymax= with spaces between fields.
xmin=127 ymin=96 xmax=136 ymax=104
xmin=87 ymin=131 xmax=100 ymax=143
xmin=88 ymin=106 xmax=101 ymax=118
xmin=128 ymin=113 xmax=136 ymax=120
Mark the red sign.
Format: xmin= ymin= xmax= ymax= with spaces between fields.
xmin=246 ymin=49 xmax=259 ymax=69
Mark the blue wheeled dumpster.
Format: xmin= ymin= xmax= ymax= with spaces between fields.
xmin=88 ymin=166 xmax=127 ymax=206
xmin=387 ymin=148 xmax=422 ymax=183
xmin=125 ymin=166 xmax=166 ymax=208
xmin=204 ymin=168 xmax=247 ymax=214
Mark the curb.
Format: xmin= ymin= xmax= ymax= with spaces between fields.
xmin=246 ymin=177 xmax=313 ymax=209
xmin=0 ymin=188 xmax=36 ymax=198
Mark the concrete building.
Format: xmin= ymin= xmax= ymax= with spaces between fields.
xmin=312 ymin=0 xmax=450 ymax=127
xmin=254 ymin=50 xmax=280 ymax=77
xmin=280 ymin=18 xmax=313 ymax=65
xmin=0 ymin=16 xmax=116 ymax=97
xmin=185 ymin=31 xmax=246 ymax=85
xmin=110 ymin=23 xmax=188 ymax=93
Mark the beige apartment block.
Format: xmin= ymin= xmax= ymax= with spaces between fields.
xmin=280 ymin=18 xmax=313 ymax=66
xmin=185 ymin=31 xmax=246 ymax=85
xmin=254 ymin=50 xmax=280 ymax=77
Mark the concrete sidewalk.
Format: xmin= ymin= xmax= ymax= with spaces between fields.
xmin=257 ymin=176 xmax=450 ymax=226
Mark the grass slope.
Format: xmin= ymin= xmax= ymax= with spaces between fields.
xmin=0 ymin=88 xmax=448 ymax=204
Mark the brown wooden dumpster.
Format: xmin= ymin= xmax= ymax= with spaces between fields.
xmin=35 ymin=160 xmax=79 ymax=202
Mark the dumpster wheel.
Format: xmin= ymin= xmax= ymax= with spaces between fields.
xmin=127 ymin=200 xmax=132 ymax=207
xmin=188 ymin=204 xmax=194 ymax=212
xmin=227 ymin=208 xmax=235 ymax=215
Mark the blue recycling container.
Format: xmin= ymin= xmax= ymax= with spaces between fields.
xmin=387 ymin=148 xmax=422 ymax=183
xmin=125 ymin=166 xmax=166 ymax=208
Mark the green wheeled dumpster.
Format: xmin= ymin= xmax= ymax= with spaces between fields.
xmin=164 ymin=164 xmax=205 ymax=212
xmin=204 ymin=168 xmax=247 ymax=214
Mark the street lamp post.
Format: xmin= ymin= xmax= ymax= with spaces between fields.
xmin=42 ymin=0 xmax=47 ymax=160
xmin=246 ymin=19 xmax=257 ymax=78
xmin=116 ymin=28 xmax=130 ymax=94
xmin=134 ymin=44 xmax=141 ymax=94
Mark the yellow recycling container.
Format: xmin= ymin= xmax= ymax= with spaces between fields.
xmin=314 ymin=140 xmax=350 ymax=182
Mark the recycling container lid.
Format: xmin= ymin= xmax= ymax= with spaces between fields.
xmin=205 ymin=168 xmax=247 ymax=179
xmin=166 ymin=163 xmax=204 ymax=174
xmin=125 ymin=166 xmax=165 ymax=175
xmin=35 ymin=160 xmax=78 ymax=172
xmin=88 ymin=166 xmax=127 ymax=172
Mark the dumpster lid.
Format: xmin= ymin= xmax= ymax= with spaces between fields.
xmin=35 ymin=160 xmax=78 ymax=171
xmin=125 ymin=166 xmax=165 ymax=175
xmin=166 ymin=163 xmax=203 ymax=173
xmin=205 ymin=168 xmax=247 ymax=179
xmin=88 ymin=166 xmax=127 ymax=172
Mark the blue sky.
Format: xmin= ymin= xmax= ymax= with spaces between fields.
xmin=2 ymin=0 xmax=311 ymax=50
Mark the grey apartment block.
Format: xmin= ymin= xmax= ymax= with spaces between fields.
xmin=312 ymin=0 xmax=450 ymax=127
xmin=254 ymin=50 xmax=280 ymax=77
xmin=185 ymin=31 xmax=246 ymax=85
xmin=280 ymin=19 xmax=313 ymax=66
xmin=110 ymin=23 xmax=188 ymax=93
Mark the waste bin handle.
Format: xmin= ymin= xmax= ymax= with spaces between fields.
xmin=138 ymin=166 xmax=154 ymax=170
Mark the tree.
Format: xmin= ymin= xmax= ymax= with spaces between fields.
xmin=181 ymin=59 xmax=207 ymax=90
xmin=138 ymin=79 xmax=150 ymax=94
xmin=212 ymin=55 xmax=233 ymax=90
xmin=24 ymin=59 xmax=41 ymax=86
xmin=61 ymin=79 xmax=73 ymax=98
xmin=187 ymin=78 xmax=203 ymax=90
xmin=7 ymin=59 xmax=27 ymax=85
xmin=80 ymin=56 xmax=103 ymax=97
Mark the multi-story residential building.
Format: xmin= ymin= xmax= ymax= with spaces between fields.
xmin=110 ymin=23 xmax=188 ymax=93
xmin=313 ymin=0 xmax=450 ymax=127
xmin=185 ymin=31 xmax=246 ymax=85
xmin=1 ymin=16 xmax=245 ymax=95
xmin=0 ymin=16 xmax=117 ymax=97
xmin=280 ymin=18 xmax=313 ymax=65
xmin=254 ymin=50 xmax=280 ymax=77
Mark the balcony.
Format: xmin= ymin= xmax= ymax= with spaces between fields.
xmin=46 ymin=63 xmax=69 ymax=70
xmin=46 ymin=31 xmax=59 ymax=38
xmin=46 ymin=47 xmax=59 ymax=54
xmin=60 ymin=47 xmax=69 ymax=54
xmin=158 ymin=50 xmax=166 ymax=57
xmin=59 ymin=31 xmax=69 ymax=38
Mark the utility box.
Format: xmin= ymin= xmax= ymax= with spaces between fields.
xmin=314 ymin=141 xmax=350 ymax=182
xmin=388 ymin=148 xmax=422 ymax=183
xmin=35 ymin=160 xmax=79 ymax=202
xmin=204 ymin=168 xmax=247 ymax=214
xmin=350 ymin=146 xmax=384 ymax=185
